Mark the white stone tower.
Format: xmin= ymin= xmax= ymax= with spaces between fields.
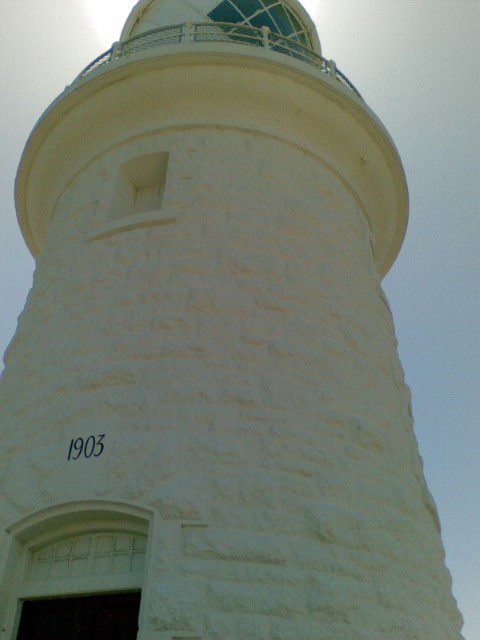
xmin=0 ymin=1 xmax=463 ymax=638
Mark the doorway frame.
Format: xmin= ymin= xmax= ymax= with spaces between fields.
xmin=1 ymin=501 xmax=153 ymax=640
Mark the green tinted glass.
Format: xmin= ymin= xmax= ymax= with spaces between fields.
xmin=208 ymin=1 xmax=312 ymax=49
xmin=250 ymin=11 xmax=277 ymax=31
xmin=269 ymin=5 xmax=294 ymax=35
xmin=209 ymin=1 xmax=244 ymax=23
xmin=235 ymin=0 xmax=264 ymax=16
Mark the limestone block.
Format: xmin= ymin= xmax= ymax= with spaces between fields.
xmin=148 ymin=580 xmax=203 ymax=635
xmin=0 ymin=125 xmax=463 ymax=638
xmin=183 ymin=527 xmax=287 ymax=566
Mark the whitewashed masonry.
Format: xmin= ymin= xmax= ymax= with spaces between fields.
xmin=0 ymin=1 xmax=463 ymax=638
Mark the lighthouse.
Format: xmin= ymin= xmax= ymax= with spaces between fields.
xmin=0 ymin=1 xmax=463 ymax=638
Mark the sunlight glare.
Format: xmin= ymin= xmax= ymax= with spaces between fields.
xmin=84 ymin=0 xmax=135 ymax=46
xmin=301 ymin=0 xmax=321 ymax=22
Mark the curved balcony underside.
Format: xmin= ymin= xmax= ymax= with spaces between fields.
xmin=15 ymin=19 xmax=408 ymax=277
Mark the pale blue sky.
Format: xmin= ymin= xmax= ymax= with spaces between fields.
xmin=1 ymin=1 xmax=478 ymax=637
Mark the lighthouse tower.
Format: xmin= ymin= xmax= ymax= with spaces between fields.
xmin=0 ymin=1 xmax=463 ymax=638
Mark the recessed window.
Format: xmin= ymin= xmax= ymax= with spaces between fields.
xmin=110 ymin=151 xmax=169 ymax=219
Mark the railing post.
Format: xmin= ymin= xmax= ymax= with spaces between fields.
xmin=327 ymin=59 xmax=337 ymax=80
xmin=261 ymin=26 xmax=271 ymax=49
xmin=110 ymin=41 xmax=121 ymax=61
xmin=183 ymin=22 xmax=194 ymax=43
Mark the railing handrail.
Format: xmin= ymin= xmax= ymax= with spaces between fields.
xmin=121 ymin=22 xmax=185 ymax=45
xmin=75 ymin=46 xmax=113 ymax=81
xmin=75 ymin=22 xmax=362 ymax=99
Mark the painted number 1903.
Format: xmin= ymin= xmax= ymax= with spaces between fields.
xmin=67 ymin=434 xmax=105 ymax=461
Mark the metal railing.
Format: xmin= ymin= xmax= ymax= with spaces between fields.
xmin=76 ymin=22 xmax=362 ymax=99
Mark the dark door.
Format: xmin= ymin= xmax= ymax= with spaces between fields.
xmin=16 ymin=592 xmax=141 ymax=640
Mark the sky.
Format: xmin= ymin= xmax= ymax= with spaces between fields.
xmin=0 ymin=0 xmax=478 ymax=637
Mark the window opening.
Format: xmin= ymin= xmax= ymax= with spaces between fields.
xmin=110 ymin=151 xmax=169 ymax=219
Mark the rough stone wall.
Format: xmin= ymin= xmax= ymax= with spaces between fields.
xmin=0 ymin=128 xmax=463 ymax=639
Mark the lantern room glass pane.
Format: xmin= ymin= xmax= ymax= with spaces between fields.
xmin=235 ymin=0 xmax=263 ymax=15
xmin=269 ymin=4 xmax=294 ymax=35
xmin=208 ymin=0 xmax=313 ymax=49
xmin=208 ymin=1 xmax=244 ymax=23
xmin=250 ymin=10 xmax=277 ymax=31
